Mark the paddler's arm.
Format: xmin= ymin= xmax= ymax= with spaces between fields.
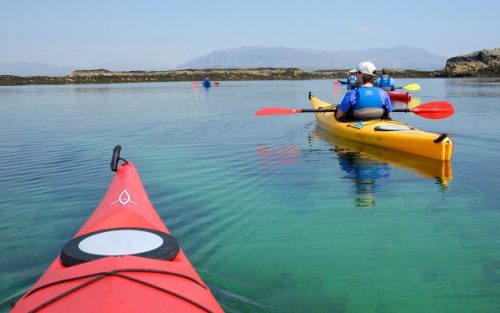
xmin=336 ymin=108 xmax=346 ymax=119
xmin=382 ymin=91 xmax=393 ymax=119
xmin=336 ymin=90 xmax=356 ymax=119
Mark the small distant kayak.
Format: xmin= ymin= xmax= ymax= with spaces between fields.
xmin=203 ymin=80 xmax=211 ymax=88
xmin=309 ymin=94 xmax=453 ymax=160
xmin=11 ymin=146 xmax=224 ymax=313
xmin=388 ymin=90 xmax=411 ymax=103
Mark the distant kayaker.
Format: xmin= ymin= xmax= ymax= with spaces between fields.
xmin=336 ymin=61 xmax=392 ymax=121
xmin=202 ymin=77 xmax=211 ymax=88
xmin=374 ymin=68 xmax=396 ymax=91
xmin=346 ymin=69 xmax=358 ymax=90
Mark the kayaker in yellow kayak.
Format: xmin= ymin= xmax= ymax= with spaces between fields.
xmin=336 ymin=61 xmax=393 ymax=121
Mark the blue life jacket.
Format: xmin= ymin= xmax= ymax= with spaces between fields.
xmin=377 ymin=75 xmax=392 ymax=88
xmin=346 ymin=75 xmax=358 ymax=90
xmin=354 ymin=87 xmax=383 ymax=111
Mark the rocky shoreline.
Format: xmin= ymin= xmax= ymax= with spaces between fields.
xmin=0 ymin=68 xmax=444 ymax=86
xmin=1 ymin=49 xmax=498 ymax=86
xmin=443 ymin=48 xmax=500 ymax=77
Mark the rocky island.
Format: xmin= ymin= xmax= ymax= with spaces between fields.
xmin=443 ymin=48 xmax=500 ymax=77
xmin=1 ymin=49 xmax=498 ymax=86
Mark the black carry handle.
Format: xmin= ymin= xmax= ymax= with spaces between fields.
xmin=110 ymin=145 xmax=127 ymax=172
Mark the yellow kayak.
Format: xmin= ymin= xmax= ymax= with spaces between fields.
xmin=309 ymin=94 xmax=453 ymax=160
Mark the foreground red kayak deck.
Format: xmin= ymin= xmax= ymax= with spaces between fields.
xmin=11 ymin=160 xmax=224 ymax=313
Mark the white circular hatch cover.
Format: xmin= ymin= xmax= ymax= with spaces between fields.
xmin=78 ymin=229 xmax=164 ymax=256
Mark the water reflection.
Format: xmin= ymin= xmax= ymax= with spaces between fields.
xmin=336 ymin=144 xmax=390 ymax=207
xmin=311 ymin=126 xmax=452 ymax=207
xmin=445 ymin=78 xmax=500 ymax=98
xmin=256 ymin=144 xmax=301 ymax=168
xmin=408 ymin=97 xmax=420 ymax=108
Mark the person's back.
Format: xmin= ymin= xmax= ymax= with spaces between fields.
xmin=352 ymin=86 xmax=386 ymax=119
xmin=346 ymin=73 xmax=358 ymax=90
xmin=337 ymin=62 xmax=392 ymax=121
xmin=374 ymin=68 xmax=395 ymax=91
xmin=203 ymin=77 xmax=211 ymax=88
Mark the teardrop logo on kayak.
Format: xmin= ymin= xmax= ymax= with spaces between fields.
xmin=111 ymin=189 xmax=137 ymax=206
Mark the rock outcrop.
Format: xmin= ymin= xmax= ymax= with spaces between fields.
xmin=443 ymin=48 xmax=500 ymax=77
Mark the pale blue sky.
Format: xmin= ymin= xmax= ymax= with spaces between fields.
xmin=1 ymin=0 xmax=499 ymax=68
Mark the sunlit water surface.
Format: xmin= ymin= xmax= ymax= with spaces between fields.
xmin=1 ymin=78 xmax=499 ymax=312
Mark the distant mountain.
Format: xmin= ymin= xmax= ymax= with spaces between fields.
xmin=95 ymin=59 xmax=174 ymax=72
xmin=0 ymin=46 xmax=446 ymax=76
xmin=0 ymin=60 xmax=179 ymax=76
xmin=177 ymin=46 xmax=447 ymax=70
xmin=0 ymin=60 xmax=175 ymax=77
xmin=0 ymin=62 xmax=77 ymax=76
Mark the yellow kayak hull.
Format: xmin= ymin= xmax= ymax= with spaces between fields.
xmin=310 ymin=94 xmax=453 ymax=161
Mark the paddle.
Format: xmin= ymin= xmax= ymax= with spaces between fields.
xmin=336 ymin=80 xmax=421 ymax=92
xmin=408 ymin=97 xmax=421 ymax=108
xmin=394 ymin=83 xmax=421 ymax=91
xmin=255 ymin=101 xmax=454 ymax=119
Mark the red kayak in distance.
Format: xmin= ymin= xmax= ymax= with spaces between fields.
xmin=335 ymin=80 xmax=412 ymax=104
xmin=11 ymin=145 xmax=224 ymax=313
xmin=388 ymin=91 xmax=411 ymax=103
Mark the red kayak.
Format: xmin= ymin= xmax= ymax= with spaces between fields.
xmin=388 ymin=91 xmax=411 ymax=103
xmin=335 ymin=80 xmax=412 ymax=103
xmin=11 ymin=146 xmax=224 ymax=313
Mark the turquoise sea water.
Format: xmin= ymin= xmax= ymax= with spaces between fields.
xmin=1 ymin=78 xmax=499 ymax=312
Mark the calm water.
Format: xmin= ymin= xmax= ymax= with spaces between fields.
xmin=1 ymin=78 xmax=499 ymax=312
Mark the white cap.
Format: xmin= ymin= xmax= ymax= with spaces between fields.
xmin=351 ymin=61 xmax=377 ymax=76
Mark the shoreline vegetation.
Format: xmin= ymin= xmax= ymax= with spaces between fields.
xmin=0 ymin=68 xmax=452 ymax=86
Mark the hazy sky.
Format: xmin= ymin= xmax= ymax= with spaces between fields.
xmin=1 ymin=0 xmax=499 ymax=68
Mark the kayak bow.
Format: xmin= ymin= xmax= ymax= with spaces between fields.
xmin=11 ymin=145 xmax=224 ymax=313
